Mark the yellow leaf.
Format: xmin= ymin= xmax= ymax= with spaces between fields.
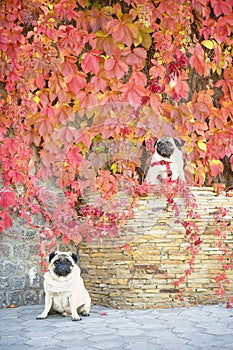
xmin=202 ymin=40 xmax=215 ymax=50
xmin=211 ymin=159 xmax=221 ymax=165
xmin=117 ymin=43 xmax=125 ymax=50
xmin=212 ymin=63 xmax=216 ymax=73
xmin=95 ymin=30 xmax=108 ymax=38
xmin=219 ymin=59 xmax=225 ymax=68
xmin=134 ymin=34 xmax=142 ymax=47
xmin=111 ymin=163 xmax=118 ymax=174
xmin=72 ymin=99 xmax=79 ymax=113
xmin=197 ymin=141 xmax=206 ymax=152
xmin=34 ymin=96 xmax=40 ymax=104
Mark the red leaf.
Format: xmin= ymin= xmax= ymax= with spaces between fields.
xmin=35 ymin=75 xmax=46 ymax=89
xmin=120 ymin=77 xmax=145 ymax=105
xmin=189 ymin=44 xmax=208 ymax=76
xmin=81 ymin=50 xmax=102 ymax=75
xmin=75 ymin=89 xmax=98 ymax=109
xmin=104 ymin=58 xmax=128 ymax=79
xmin=100 ymin=312 xmax=108 ymax=316
xmin=0 ymin=188 xmax=16 ymax=209
xmin=47 ymin=107 xmax=55 ymax=119
xmin=66 ymin=72 xmax=86 ymax=94
xmin=58 ymin=127 xmax=76 ymax=144
xmin=0 ymin=211 xmax=12 ymax=231
xmin=0 ymin=30 xmax=8 ymax=52
xmin=211 ymin=0 xmax=232 ymax=16
xmin=96 ymin=170 xmax=118 ymax=199
xmin=1 ymin=138 xmax=18 ymax=155
xmin=62 ymin=235 xmax=70 ymax=244
xmin=39 ymin=93 xmax=49 ymax=108
xmin=123 ymin=47 xmax=147 ymax=66
xmin=8 ymin=170 xmax=25 ymax=184
xmin=37 ymin=166 xmax=52 ymax=181
xmin=37 ymin=119 xmax=54 ymax=136
xmin=62 ymin=56 xmax=78 ymax=76
xmin=67 ymin=147 xmax=83 ymax=167
xmin=78 ymin=222 xmax=90 ymax=237
xmin=209 ymin=159 xmax=224 ymax=177
xmin=150 ymin=93 xmax=161 ymax=112
xmin=77 ymin=0 xmax=86 ymax=8
xmin=91 ymin=75 xmax=107 ymax=92
xmin=173 ymin=79 xmax=189 ymax=100
xmin=104 ymin=47 xmax=129 ymax=79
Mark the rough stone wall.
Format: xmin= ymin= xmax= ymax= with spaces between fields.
xmin=0 ymin=218 xmax=78 ymax=309
xmin=79 ymin=187 xmax=233 ymax=309
xmin=1 ymin=187 xmax=232 ymax=309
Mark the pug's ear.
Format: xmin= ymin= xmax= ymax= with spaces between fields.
xmin=71 ymin=253 xmax=78 ymax=264
xmin=49 ymin=251 xmax=57 ymax=262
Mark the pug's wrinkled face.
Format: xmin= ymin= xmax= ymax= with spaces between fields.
xmin=156 ymin=139 xmax=174 ymax=158
xmin=49 ymin=251 xmax=78 ymax=278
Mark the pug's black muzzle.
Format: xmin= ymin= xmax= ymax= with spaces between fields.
xmin=54 ymin=260 xmax=72 ymax=277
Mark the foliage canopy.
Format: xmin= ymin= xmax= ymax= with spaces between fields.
xmin=0 ymin=0 xmax=233 ymax=245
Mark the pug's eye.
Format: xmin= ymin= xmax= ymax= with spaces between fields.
xmin=65 ymin=259 xmax=72 ymax=266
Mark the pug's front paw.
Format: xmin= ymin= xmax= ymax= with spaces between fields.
xmin=36 ymin=312 xmax=48 ymax=320
xmin=71 ymin=314 xmax=82 ymax=321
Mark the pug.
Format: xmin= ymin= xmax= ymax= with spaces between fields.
xmin=37 ymin=251 xmax=91 ymax=321
xmin=146 ymin=137 xmax=185 ymax=184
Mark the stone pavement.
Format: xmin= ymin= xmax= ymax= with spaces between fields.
xmin=0 ymin=304 xmax=233 ymax=350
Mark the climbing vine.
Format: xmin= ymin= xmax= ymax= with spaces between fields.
xmin=0 ymin=0 xmax=233 ymax=301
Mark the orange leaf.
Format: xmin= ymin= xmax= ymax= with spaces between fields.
xmin=209 ymin=159 xmax=224 ymax=177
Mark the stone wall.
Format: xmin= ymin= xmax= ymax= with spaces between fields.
xmin=1 ymin=187 xmax=233 ymax=309
xmin=0 ymin=218 xmax=78 ymax=309
xmin=79 ymin=187 xmax=233 ymax=309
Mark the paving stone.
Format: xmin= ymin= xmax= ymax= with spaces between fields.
xmin=0 ymin=335 xmax=29 ymax=345
xmin=116 ymin=328 xmax=145 ymax=336
xmin=25 ymin=338 xmax=62 ymax=347
xmin=162 ymin=344 xmax=198 ymax=350
xmin=62 ymin=347 xmax=97 ymax=350
xmin=83 ymin=325 xmax=117 ymax=335
xmin=0 ymin=304 xmax=233 ymax=350
xmin=202 ymin=326 xmax=233 ymax=335
xmin=125 ymin=341 xmax=161 ymax=350
xmin=33 ymin=347 xmax=66 ymax=350
xmin=153 ymin=331 xmax=188 ymax=344
xmin=0 ymin=345 xmax=32 ymax=350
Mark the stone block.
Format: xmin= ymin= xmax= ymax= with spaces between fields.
xmin=6 ymin=290 xmax=22 ymax=307
xmin=0 ymin=276 xmax=10 ymax=289
xmin=13 ymin=244 xmax=29 ymax=259
xmin=0 ymin=243 xmax=11 ymax=257
xmin=23 ymin=290 xmax=39 ymax=305
xmin=0 ymin=291 xmax=7 ymax=308
xmin=9 ymin=276 xmax=26 ymax=290
xmin=2 ymin=261 xmax=18 ymax=275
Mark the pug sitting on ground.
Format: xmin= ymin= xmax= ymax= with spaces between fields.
xmin=37 ymin=251 xmax=91 ymax=321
